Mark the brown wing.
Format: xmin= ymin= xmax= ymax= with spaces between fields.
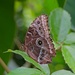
xmin=24 ymin=15 xmax=56 ymax=64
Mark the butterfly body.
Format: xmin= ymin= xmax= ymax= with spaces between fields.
xmin=24 ymin=15 xmax=56 ymax=64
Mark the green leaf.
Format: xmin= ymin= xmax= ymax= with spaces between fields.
xmin=43 ymin=0 xmax=66 ymax=15
xmin=57 ymin=0 xmax=66 ymax=7
xmin=51 ymin=70 xmax=75 ymax=75
xmin=7 ymin=67 xmax=44 ymax=75
xmin=0 ymin=0 xmax=16 ymax=75
xmin=40 ymin=64 xmax=50 ymax=75
xmin=49 ymin=8 xmax=71 ymax=42
xmin=64 ymin=0 xmax=75 ymax=31
xmin=43 ymin=0 xmax=59 ymax=15
xmin=62 ymin=45 xmax=75 ymax=73
xmin=7 ymin=49 xmax=46 ymax=74
xmin=48 ymin=50 xmax=66 ymax=73
xmin=64 ymin=32 xmax=75 ymax=44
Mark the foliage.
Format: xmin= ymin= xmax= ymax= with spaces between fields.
xmin=0 ymin=0 xmax=16 ymax=75
xmin=0 ymin=0 xmax=75 ymax=75
xmin=6 ymin=8 xmax=75 ymax=75
xmin=7 ymin=67 xmax=44 ymax=75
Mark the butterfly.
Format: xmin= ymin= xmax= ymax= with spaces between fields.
xmin=24 ymin=15 xmax=56 ymax=64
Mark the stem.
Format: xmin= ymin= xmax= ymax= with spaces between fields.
xmin=14 ymin=38 xmax=24 ymax=50
xmin=56 ymin=46 xmax=61 ymax=51
xmin=0 ymin=57 xmax=10 ymax=73
xmin=55 ymin=42 xmax=63 ymax=51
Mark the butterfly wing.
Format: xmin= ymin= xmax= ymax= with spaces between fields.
xmin=24 ymin=15 xmax=56 ymax=64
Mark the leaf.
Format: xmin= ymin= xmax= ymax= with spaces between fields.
xmin=40 ymin=64 xmax=50 ymax=75
xmin=64 ymin=0 xmax=75 ymax=31
xmin=51 ymin=70 xmax=75 ymax=75
xmin=49 ymin=8 xmax=71 ymax=42
xmin=43 ymin=0 xmax=66 ymax=15
xmin=48 ymin=50 xmax=66 ymax=73
xmin=7 ymin=49 xmax=46 ymax=74
xmin=62 ymin=45 xmax=75 ymax=73
xmin=43 ymin=0 xmax=59 ymax=15
xmin=64 ymin=32 xmax=75 ymax=44
xmin=0 ymin=0 xmax=16 ymax=75
xmin=7 ymin=67 xmax=44 ymax=75
xmin=57 ymin=0 xmax=66 ymax=7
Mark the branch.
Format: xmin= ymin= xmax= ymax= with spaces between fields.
xmin=14 ymin=38 xmax=24 ymax=50
xmin=0 ymin=57 xmax=10 ymax=73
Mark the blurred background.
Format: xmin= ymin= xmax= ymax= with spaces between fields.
xmin=0 ymin=0 xmax=75 ymax=75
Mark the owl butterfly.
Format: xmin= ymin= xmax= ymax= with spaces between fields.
xmin=24 ymin=15 xmax=56 ymax=64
